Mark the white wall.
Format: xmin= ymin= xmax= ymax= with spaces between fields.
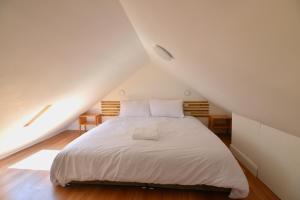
xmin=0 ymin=0 xmax=147 ymax=159
xmin=67 ymin=63 xmax=228 ymax=130
xmin=104 ymin=63 xmax=205 ymax=101
xmin=121 ymin=0 xmax=300 ymax=138
xmin=231 ymin=113 xmax=300 ymax=200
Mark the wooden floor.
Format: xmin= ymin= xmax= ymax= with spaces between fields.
xmin=0 ymin=131 xmax=279 ymax=200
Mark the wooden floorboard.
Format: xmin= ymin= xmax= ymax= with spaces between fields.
xmin=0 ymin=131 xmax=280 ymax=200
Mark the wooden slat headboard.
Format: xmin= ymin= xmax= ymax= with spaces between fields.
xmin=101 ymin=101 xmax=209 ymax=117
xmin=101 ymin=101 xmax=120 ymax=116
xmin=183 ymin=101 xmax=209 ymax=117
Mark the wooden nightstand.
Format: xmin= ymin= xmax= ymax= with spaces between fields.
xmin=208 ymin=115 xmax=232 ymax=135
xmin=79 ymin=113 xmax=102 ymax=133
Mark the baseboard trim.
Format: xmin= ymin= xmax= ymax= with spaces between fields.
xmin=230 ymin=144 xmax=258 ymax=177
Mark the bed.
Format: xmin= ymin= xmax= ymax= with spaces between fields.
xmin=50 ymin=101 xmax=249 ymax=199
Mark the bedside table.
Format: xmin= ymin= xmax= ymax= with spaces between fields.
xmin=79 ymin=113 xmax=102 ymax=133
xmin=208 ymin=115 xmax=232 ymax=135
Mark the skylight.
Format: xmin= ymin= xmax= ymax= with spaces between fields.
xmin=24 ymin=105 xmax=52 ymax=127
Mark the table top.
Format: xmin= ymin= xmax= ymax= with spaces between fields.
xmin=80 ymin=113 xmax=102 ymax=117
xmin=209 ymin=115 xmax=231 ymax=119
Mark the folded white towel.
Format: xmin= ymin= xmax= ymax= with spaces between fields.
xmin=132 ymin=126 xmax=159 ymax=141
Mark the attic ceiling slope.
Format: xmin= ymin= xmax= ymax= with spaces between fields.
xmin=120 ymin=0 xmax=300 ymax=137
xmin=0 ymin=0 xmax=148 ymax=158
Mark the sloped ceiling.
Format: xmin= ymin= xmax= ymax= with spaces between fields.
xmin=0 ymin=0 xmax=148 ymax=157
xmin=120 ymin=0 xmax=300 ymax=137
xmin=1 ymin=0 xmax=300 ymax=159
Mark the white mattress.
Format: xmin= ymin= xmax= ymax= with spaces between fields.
xmin=50 ymin=116 xmax=249 ymax=199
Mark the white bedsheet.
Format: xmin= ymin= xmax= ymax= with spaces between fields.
xmin=50 ymin=116 xmax=249 ymax=199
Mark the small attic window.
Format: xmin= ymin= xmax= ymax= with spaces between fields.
xmin=154 ymin=44 xmax=174 ymax=61
xmin=24 ymin=105 xmax=52 ymax=127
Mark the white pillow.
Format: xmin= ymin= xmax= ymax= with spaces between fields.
xmin=149 ymin=99 xmax=184 ymax=118
xmin=119 ymin=100 xmax=150 ymax=117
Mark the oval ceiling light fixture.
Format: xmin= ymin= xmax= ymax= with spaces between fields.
xmin=153 ymin=44 xmax=174 ymax=61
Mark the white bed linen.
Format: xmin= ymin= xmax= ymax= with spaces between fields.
xmin=50 ymin=117 xmax=249 ymax=199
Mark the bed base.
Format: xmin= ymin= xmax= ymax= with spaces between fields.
xmin=68 ymin=180 xmax=230 ymax=193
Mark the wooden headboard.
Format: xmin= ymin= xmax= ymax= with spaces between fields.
xmin=101 ymin=101 xmax=209 ymax=117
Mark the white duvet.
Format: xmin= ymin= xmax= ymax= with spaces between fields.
xmin=50 ymin=117 xmax=249 ymax=199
